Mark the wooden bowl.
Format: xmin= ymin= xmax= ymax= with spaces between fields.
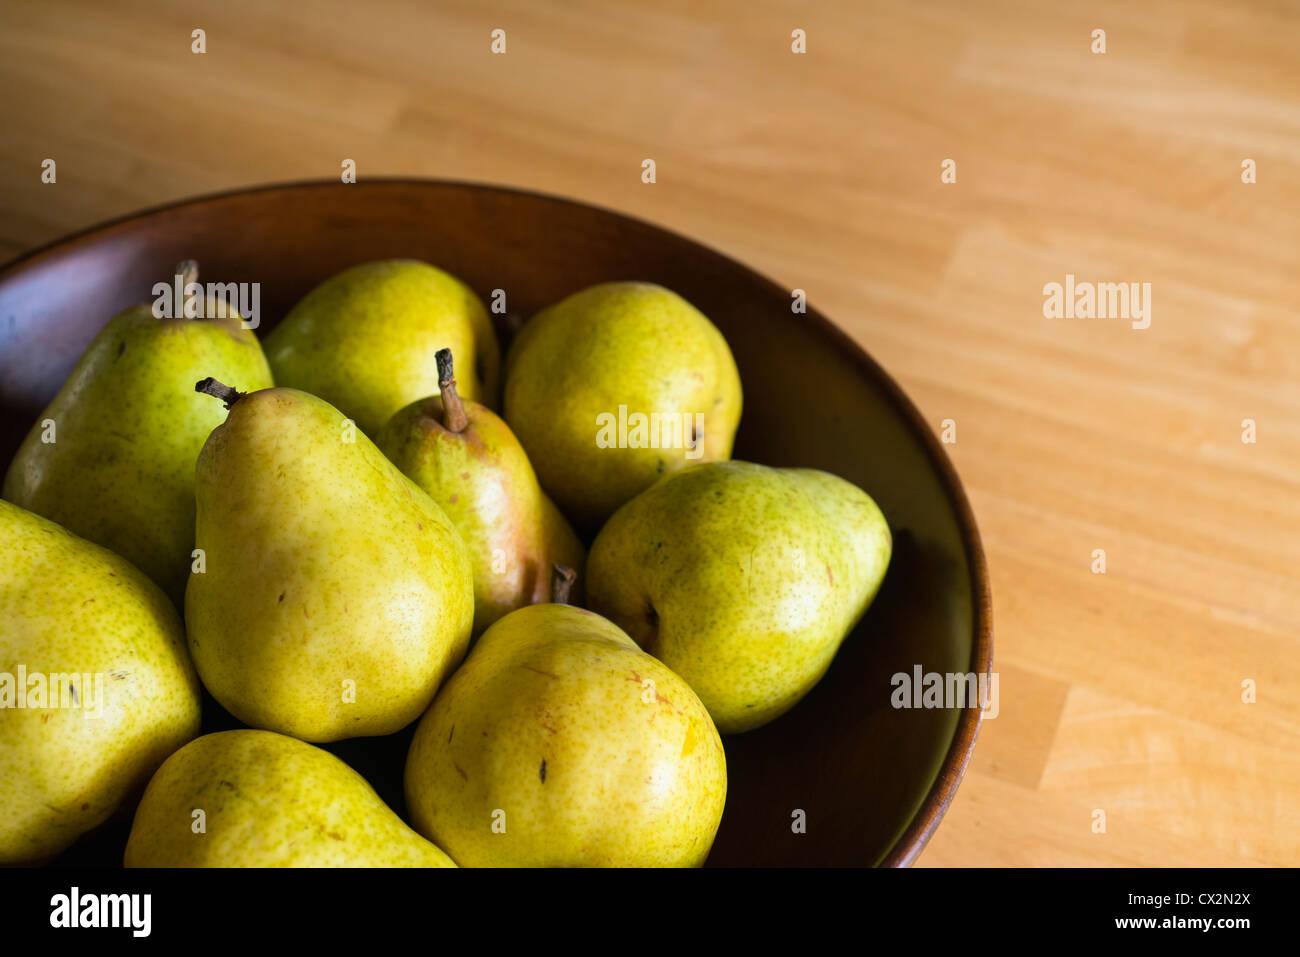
xmin=0 ymin=180 xmax=992 ymax=867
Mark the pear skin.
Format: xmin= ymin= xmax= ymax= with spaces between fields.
xmin=586 ymin=461 xmax=892 ymax=734
xmin=3 ymin=264 xmax=273 ymax=604
xmin=376 ymin=350 xmax=585 ymax=636
xmin=503 ymin=282 xmax=741 ymax=529
xmin=185 ymin=384 xmax=474 ymax=743
xmin=264 ymin=259 xmax=500 ymax=435
xmin=125 ymin=730 xmax=455 ymax=867
xmin=0 ymin=500 xmax=201 ymax=864
xmin=405 ymin=599 xmax=727 ymax=867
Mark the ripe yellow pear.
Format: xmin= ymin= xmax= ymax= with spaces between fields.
xmin=503 ymin=282 xmax=742 ymax=529
xmin=586 ymin=461 xmax=892 ymax=733
xmin=2 ymin=261 xmax=273 ymax=603
xmin=405 ymin=570 xmax=727 ymax=867
xmin=125 ymin=730 xmax=455 ymax=867
xmin=0 ymin=500 xmax=201 ymax=864
xmin=264 ymin=259 xmax=500 ymax=435
xmin=376 ymin=349 xmax=585 ymax=635
xmin=185 ymin=382 xmax=474 ymax=743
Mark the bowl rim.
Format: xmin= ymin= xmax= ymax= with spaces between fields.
xmin=0 ymin=177 xmax=993 ymax=867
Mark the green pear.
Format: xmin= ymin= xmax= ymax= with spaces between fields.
xmin=125 ymin=730 xmax=455 ymax=867
xmin=2 ymin=261 xmax=273 ymax=604
xmin=586 ymin=461 xmax=892 ymax=734
xmin=503 ymin=282 xmax=741 ymax=529
xmin=0 ymin=500 xmax=201 ymax=864
xmin=405 ymin=570 xmax=727 ymax=867
xmin=264 ymin=259 xmax=500 ymax=435
xmin=185 ymin=381 xmax=474 ymax=743
xmin=376 ymin=349 xmax=585 ymax=636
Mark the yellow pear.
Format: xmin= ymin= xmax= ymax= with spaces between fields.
xmin=264 ymin=259 xmax=500 ymax=435
xmin=2 ymin=261 xmax=273 ymax=603
xmin=376 ymin=349 xmax=585 ymax=635
xmin=503 ymin=282 xmax=742 ymax=529
xmin=405 ymin=569 xmax=727 ymax=867
xmin=186 ymin=382 xmax=474 ymax=743
xmin=125 ymin=730 xmax=455 ymax=867
xmin=586 ymin=461 xmax=892 ymax=733
xmin=0 ymin=500 xmax=200 ymax=864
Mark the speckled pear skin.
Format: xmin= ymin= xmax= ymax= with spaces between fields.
xmin=586 ymin=461 xmax=892 ymax=734
xmin=0 ymin=500 xmax=201 ymax=865
xmin=124 ymin=730 xmax=456 ymax=867
xmin=264 ymin=260 xmax=500 ymax=435
xmin=503 ymin=282 xmax=742 ymax=530
xmin=376 ymin=395 xmax=586 ymax=636
xmin=185 ymin=387 xmax=474 ymax=743
xmin=404 ymin=603 xmax=727 ymax=867
xmin=2 ymin=302 xmax=273 ymax=605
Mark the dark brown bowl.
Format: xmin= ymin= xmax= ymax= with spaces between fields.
xmin=0 ymin=179 xmax=991 ymax=867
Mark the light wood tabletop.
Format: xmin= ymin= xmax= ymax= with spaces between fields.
xmin=1 ymin=0 xmax=1296 ymax=866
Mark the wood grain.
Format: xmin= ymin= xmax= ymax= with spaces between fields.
xmin=0 ymin=0 xmax=1296 ymax=865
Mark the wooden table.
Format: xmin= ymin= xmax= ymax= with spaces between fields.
xmin=2 ymin=0 xmax=1296 ymax=866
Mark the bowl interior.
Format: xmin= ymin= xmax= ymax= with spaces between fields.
xmin=0 ymin=180 xmax=989 ymax=866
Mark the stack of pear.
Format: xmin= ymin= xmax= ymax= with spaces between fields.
xmin=405 ymin=569 xmax=727 ymax=867
xmin=1 ymin=251 xmax=897 ymax=869
xmin=185 ymin=381 xmax=474 ymax=743
xmin=586 ymin=461 xmax=892 ymax=734
xmin=3 ymin=261 xmax=273 ymax=604
xmin=503 ymin=282 xmax=742 ymax=529
xmin=125 ymin=730 xmax=455 ymax=867
xmin=0 ymin=500 xmax=201 ymax=864
xmin=376 ymin=349 xmax=585 ymax=636
xmin=265 ymin=259 xmax=500 ymax=435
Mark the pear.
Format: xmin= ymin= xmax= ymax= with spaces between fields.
xmin=503 ymin=282 xmax=741 ymax=529
xmin=0 ymin=500 xmax=201 ymax=864
xmin=2 ymin=261 xmax=273 ymax=604
xmin=405 ymin=568 xmax=727 ymax=867
xmin=185 ymin=381 xmax=474 ymax=743
xmin=264 ymin=259 xmax=500 ymax=435
xmin=586 ymin=461 xmax=892 ymax=734
xmin=376 ymin=349 xmax=585 ymax=636
xmin=125 ymin=730 xmax=455 ymax=867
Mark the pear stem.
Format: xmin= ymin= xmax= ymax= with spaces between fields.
xmin=176 ymin=260 xmax=199 ymax=314
xmin=435 ymin=348 xmax=469 ymax=433
xmin=195 ymin=377 xmax=245 ymax=409
xmin=551 ymin=565 xmax=577 ymax=605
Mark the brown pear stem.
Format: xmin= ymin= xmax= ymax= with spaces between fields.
xmin=176 ymin=260 xmax=199 ymax=314
xmin=195 ymin=377 xmax=245 ymax=409
xmin=551 ymin=565 xmax=577 ymax=605
xmin=435 ymin=348 xmax=469 ymax=433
